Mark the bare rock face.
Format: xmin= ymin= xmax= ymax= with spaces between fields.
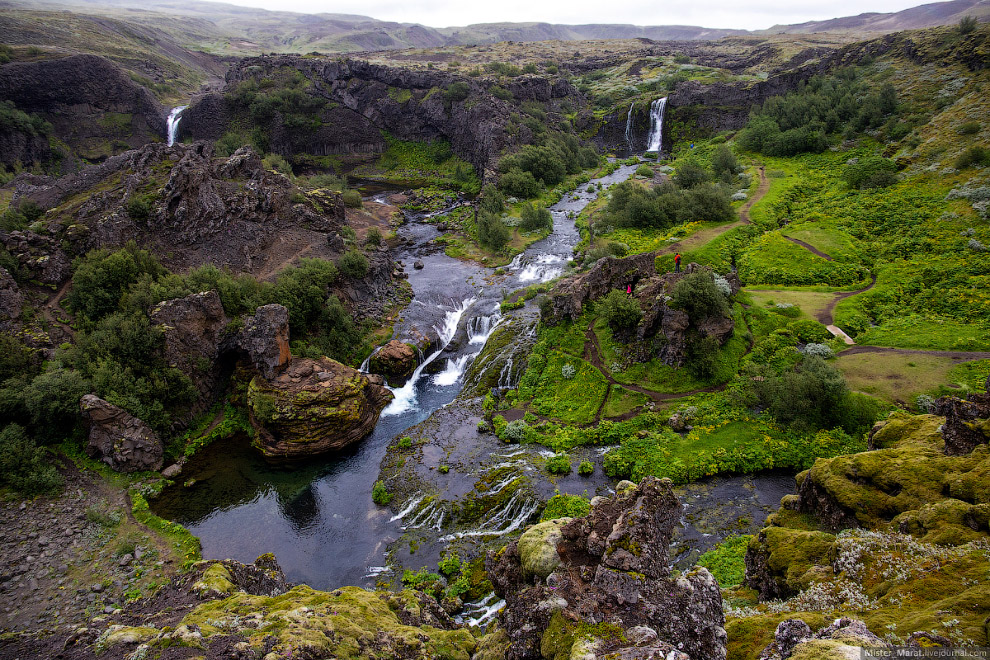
xmin=80 ymin=394 xmax=164 ymax=472
xmin=368 ymin=339 xmax=418 ymax=386
xmin=487 ymin=476 xmax=727 ymax=660
xmin=0 ymin=267 xmax=23 ymax=332
xmin=247 ymin=357 xmax=393 ymax=458
xmin=543 ymin=251 xmax=658 ymax=325
xmin=238 ymin=304 xmax=291 ymax=380
xmin=151 ymin=290 xmax=228 ymax=384
xmin=1 ymin=230 xmax=70 ymax=286
xmin=933 ymin=381 xmax=990 ymax=455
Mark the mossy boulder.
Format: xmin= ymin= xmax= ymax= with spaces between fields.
xmin=745 ymin=527 xmax=836 ymax=599
xmin=248 ymin=356 xmax=392 ymax=458
xmin=518 ymin=517 xmax=570 ymax=580
xmin=369 ymin=339 xmax=418 ymax=386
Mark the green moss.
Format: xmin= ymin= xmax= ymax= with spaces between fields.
xmin=518 ymin=518 xmax=570 ymax=579
xmin=697 ymin=535 xmax=752 ymax=588
xmin=540 ymin=611 xmax=577 ymax=660
xmin=192 ymin=563 xmax=236 ymax=597
xmin=749 ymin=527 xmax=837 ymax=596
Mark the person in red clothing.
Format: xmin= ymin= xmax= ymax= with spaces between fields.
xmin=674 ymin=253 xmax=681 ymax=273
xmin=627 ymin=284 xmax=632 ymax=294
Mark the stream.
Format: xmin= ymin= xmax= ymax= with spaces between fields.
xmin=151 ymin=163 xmax=642 ymax=589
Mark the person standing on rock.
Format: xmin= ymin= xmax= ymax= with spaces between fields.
xmin=674 ymin=253 xmax=681 ymax=273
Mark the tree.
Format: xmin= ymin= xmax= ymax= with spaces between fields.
xmin=520 ymin=202 xmax=552 ymax=232
xmin=498 ymin=167 xmax=541 ymax=199
xmin=477 ymin=211 xmax=510 ymax=251
xmin=669 ymin=270 xmax=730 ymax=321
xmin=598 ymin=289 xmax=642 ymax=331
xmin=958 ymin=15 xmax=979 ymax=34
xmin=672 ymin=160 xmax=710 ymax=188
xmin=711 ymin=145 xmax=739 ymax=179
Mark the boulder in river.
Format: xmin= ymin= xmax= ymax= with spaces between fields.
xmin=247 ymin=357 xmax=393 ymax=458
xmin=487 ymin=476 xmax=726 ymax=660
xmin=368 ymin=339 xmax=418 ymax=386
xmin=80 ymin=394 xmax=164 ymax=472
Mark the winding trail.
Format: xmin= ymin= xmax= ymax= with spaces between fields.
xmin=782 ymin=235 xmax=833 ymax=261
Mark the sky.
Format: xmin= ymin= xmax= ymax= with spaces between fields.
xmin=218 ymin=0 xmax=936 ymax=30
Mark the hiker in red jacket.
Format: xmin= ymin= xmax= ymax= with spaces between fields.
xmin=674 ymin=253 xmax=681 ymax=273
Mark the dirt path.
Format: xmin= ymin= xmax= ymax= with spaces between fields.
xmin=783 ymin=236 xmax=833 ymax=261
xmin=654 ymin=166 xmax=768 ymax=257
xmin=816 ymin=275 xmax=877 ymax=325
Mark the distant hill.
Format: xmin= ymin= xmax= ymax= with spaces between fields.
xmin=765 ymin=0 xmax=990 ymax=33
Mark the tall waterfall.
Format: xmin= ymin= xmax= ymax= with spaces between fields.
xmin=166 ymin=105 xmax=188 ymax=147
xmin=624 ymin=102 xmax=635 ymax=150
xmin=645 ymin=97 xmax=667 ymax=153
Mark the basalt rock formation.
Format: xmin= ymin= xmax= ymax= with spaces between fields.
xmin=0 ymin=54 xmax=166 ymax=162
xmin=543 ymin=251 xmax=658 ymax=325
xmin=369 ymin=339 xmax=418 ymax=386
xmin=80 ymin=394 xmax=164 ymax=473
xmin=9 ymin=142 xmax=347 ymax=277
xmin=487 ymin=477 xmax=727 ymax=660
xmin=933 ymin=378 xmax=990 ymax=455
xmin=182 ymin=56 xmax=582 ymax=175
xmin=247 ymin=357 xmax=393 ymax=458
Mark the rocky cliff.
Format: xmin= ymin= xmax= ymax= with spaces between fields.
xmin=0 ymin=54 xmax=166 ymax=163
xmin=182 ymin=56 xmax=583 ymax=176
xmin=487 ymin=477 xmax=727 ymax=660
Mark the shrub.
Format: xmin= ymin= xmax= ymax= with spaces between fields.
xmin=341 ymin=189 xmax=363 ymax=208
xmin=540 ymin=493 xmax=590 ymax=521
xmin=802 ymin=342 xmax=835 ymax=359
xmin=954 ymin=146 xmax=990 ymax=170
xmin=372 ymin=480 xmax=393 ymax=505
xmin=262 ymin=153 xmax=293 ymax=175
xmin=635 ymin=164 xmax=653 ymax=178
xmin=711 ymin=145 xmax=739 ymax=178
xmin=502 ymin=419 xmax=528 ymax=443
xmin=477 ymin=211 xmax=511 ymax=251
xmin=915 ymin=394 xmax=936 ymax=413
xmin=578 ymin=460 xmax=594 ymax=476
xmin=957 ymin=121 xmax=981 ymax=135
xmin=338 ymin=249 xmax=369 ymax=278
xmin=545 ymin=453 xmax=572 ymax=474
xmin=0 ymin=424 xmax=62 ymax=496
xmin=444 ymin=81 xmax=470 ymax=103
xmin=696 ymin=535 xmax=750 ymax=587
xmin=490 ymin=86 xmax=513 ymax=101
xmin=958 ymin=15 xmax=979 ymax=34
xmin=672 ymin=160 xmax=710 ymax=188
xmin=398 ymin=436 xmax=412 ymax=449
xmin=560 ymin=364 xmax=576 ymax=380
xmin=365 ymin=227 xmax=383 ymax=246
xmin=126 ymin=195 xmax=152 ymax=221
xmin=669 ymin=271 xmax=730 ymax=321
xmin=20 ymin=368 xmax=91 ymax=444
xmin=438 ymin=551 xmax=462 ymax=576
xmin=598 ymin=289 xmax=642 ymax=330
xmin=520 ymin=202 xmax=552 ymax=232
xmin=402 ymin=568 xmax=445 ymax=599
xmin=66 ymin=243 xmax=167 ymax=324
xmin=842 ymin=156 xmax=897 ymax=189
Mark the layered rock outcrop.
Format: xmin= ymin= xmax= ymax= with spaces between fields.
xmin=247 ymin=357 xmax=393 ymax=458
xmin=0 ymin=54 xmax=165 ymax=161
xmin=80 ymin=394 xmax=164 ymax=472
xmin=368 ymin=339 xmax=418 ymax=386
xmin=487 ymin=477 xmax=727 ymax=660
xmin=933 ymin=379 xmax=990 ymax=455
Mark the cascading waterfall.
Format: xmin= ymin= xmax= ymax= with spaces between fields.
xmin=624 ymin=101 xmax=635 ymax=150
xmin=645 ymin=97 xmax=668 ymax=153
xmin=166 ymin=105 xmax=188 ymax=147
xmin=467 ymin=305 xmax=502 ymax=344
xmin=432 ymin=353 xmax=476 ymax=387
xmin=515 ymin=253 xmax=565 ymax=283
xmin=382 ymin=297 xmax=476 ymax=416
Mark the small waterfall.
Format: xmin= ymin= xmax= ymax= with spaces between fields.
xmin=624 ymin=101 xmax=635 ymax=150
xmin=645 ymin=97 xmax=667 ymax=153
xmin=515 ymin=253 xmax=564 ymax=283
xmin=467 ymin=305 xmax=502 ymax=345
xmin=439 ymin=492 xmax=539 ymax=541
xmin=166 ymin=105 xmax=188 ymax=147
xmin=497 ymin=358 xmax=515 ymax=389
xmin=433 ymin=353 xmax=477 ymax=387
xmin=456 ymin=592 xmax=505 ymax=628
xmin=382 ymin=297 xmax=476 ymax=416
xmin=389 ymin=493 xmax=424 ymax=522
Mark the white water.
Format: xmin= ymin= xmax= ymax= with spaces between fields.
xmin=389 ymin=493 xmax=424 ymax=522
xmin=625 ymin=101 xmax=635 ymax=150
xmin=456 ymin=592 xmax=505 ymax=629
xmin=514 ymin=253 xmax=565 ymax=283
xmin=166 ymin=105 xmax=188 ymax=147
xmin=645 ymin=97 xmax=668 ymax=152
xmin=439 ymin=492 xmax=540 ymax=541
xmin=382 ymin=297 xmax=476 ymax=416
xmin=467 ymin=305 xmax=502 ymax=344
xmin=432 ymin=353 xmax=477 ymax=386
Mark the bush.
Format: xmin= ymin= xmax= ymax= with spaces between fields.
xmin=490 ymin=86 xmax=513 ymax=101
xmin=372 ymin=480 xmax=393 ymax=505
xmin=503 ymin=419 xmax=528 ymax=442
xmin=711 ymin=145 xmax=739 ymax=178
xmin=842 ymin=156 xmax=897 ymax=189
xmin=561 ymin=364 xmax=576 ymax=380
xmin=598 ymin=289 xmax=642 ymax=330
xmin=498 ymin=168 xmax=541 ymax=198
xmin=0 ymin=424 xmax=62 ymax=496
xmin=802 ymin=342 xmax=835 ymax=359
xmin=444 ymin=81 xmax=470 ymax=103
xmin=338 ymin=249 xmax=369 ymax=278
xmin=954 ymin=146 xmax=990 ymax=170
xmin=545 ymin=453 xmax=572 ymax=474
xmin=957 ymin=121 xmax=981 ymax=135
xmin=635 ymin=164 xmax=653 ymax=178
xmin=958 ymin=15 xmax=979 ymax=34
xmin=477 ymin=211 xmax=511 ymax=251
xmin=669 ymin=271 xmax=730 ymax=321
xmin=126 ymin=195 xmax=152 ymax=221
xmin=696 ymin=535 xmax=750 ymax=587
xmin=520 ymin=202 xmax=552 ymax=232
xmin=66 ymin=243 xmax=168 ymax=325
xmin=438 ymin=551 xmax=462 ymax=576
xmin=578 ymin=460 xmax=594 ymax=476
xmin=262 ymin=153 xmax=293 ymax=175
xmin=672 ymin=160 xmax=710 ymax=188
xmin=20 ymin=368 xmax=91 ymax=444
xmin=341 ymin=189 xmax=363 ymax=208
xmin=365 ymin=227 xmax=383 ymax=246
xmin=540 ymin=493 xmax=590 ymax=521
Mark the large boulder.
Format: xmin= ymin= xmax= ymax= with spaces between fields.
xmin=933 ymin=381 xmax=990 ymax=455
xmin=758 ymin=618 xmax=887 ymax=660
xmin=80 ymin=394 xmax=164 ymax=472
xmin=238 ymin=304 xmax=291 ymax=380
xmin=487 ymin=476 xmax=726 ymax=660
xmin=151 ymin=290 xmax=229 ymax=402
xmin=368 ymin=339 xmax=418 ymax=386
xmin=247 ymin=357 xmax=393 ymax=458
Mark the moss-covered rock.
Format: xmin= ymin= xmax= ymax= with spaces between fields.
xmin=518 ymin=518 xmax=570 ymax=580
xmin=745 ymin=527 xmax=836 ymax=599
xmin=248 ymin=357 xmax=393 ymax=457
xmin=191 ymin=562 xmax=236 ymax=598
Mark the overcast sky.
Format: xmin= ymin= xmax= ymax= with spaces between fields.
xmin=221 ymin=0 xmax=933 ymax=30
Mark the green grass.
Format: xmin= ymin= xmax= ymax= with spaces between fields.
xmin=738 ymin=232 xmax=868 ymax=287
xmin=531 ymin=352 xmax=609 ymax=425
xmin=602 ymin=385 xmax=649 ymax=418
xmin=781 ymin=225 xmax=862 ymax=262
xmin=744 ymin=289 xmax=837 ymax=322
xmin=852 ymin=315 xmax=990 ymax=351
xmin=836 ymin=351 xmax=982 ymax=405
xmin=946 ymin=359 xmax=990 ymax=394
xmin=696 ymin=534 xmax=751 ymax=588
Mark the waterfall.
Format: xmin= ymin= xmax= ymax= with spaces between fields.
xmin=515 ymin=253 xmax=565 ymax=283
xmin=166 ymin=105 xmax=188 ymax=147
xmin=433 ymin=353 xmax=477 ymax=387
xmin=381 ymin=297 xmax=476 ymax=416
xmin=645 ymin=97 xmax=668 ymax=153
xmin=497 ymin=358 xmax=515 ymax=389
xmin=467 ymin=304 xmax=502 ymax=345
xmin=624 ymin=102 xmax=635 ymax=150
